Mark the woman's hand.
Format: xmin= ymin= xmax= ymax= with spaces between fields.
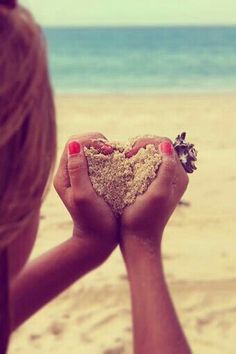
xmin=10 ymin=133 xmax=118 ymax=331
xmin=121 ymin=137 xmax=189 ymax=250
xmin=54 ymin=133 xmax=118 ymax=263
xmin=120 ymin=137 xmax=191 ymax=354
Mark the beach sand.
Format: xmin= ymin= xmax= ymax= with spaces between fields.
xmin=85 ymin=143 xmax=162 ymax=215
xmin=9 ymin=94 xmax=236 ymax=354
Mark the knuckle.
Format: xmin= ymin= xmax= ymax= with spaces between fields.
xmin=163 ymin=158 xmax=176 ymax=174
xmin=150 ymin=191 xmax=168 ymax=205
xmin=67 ymin=132 xmax=107 ymax=148
xmin=81 ymin=132 xmax=106 ymax=142
xmin=135 ymin=137 xmax=161 ymax=148
xmin=90 ymin=132 xmax=106 ymax=140
xmin=68 ymin=157 xmax=80 ymax=173
xmin=74 ymin=189 xmax=93 ymax=205
xmin=152 ymin=136 xmax=170 ymax=148
xmin=73 ymin=191 xmax=85 ymax=203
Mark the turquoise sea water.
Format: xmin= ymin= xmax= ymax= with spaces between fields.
xmin=43 ymin=26 xmax=236 ymax=94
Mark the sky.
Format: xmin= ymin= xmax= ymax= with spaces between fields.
xmin=20 ymin=0 xmax=236 ymax=26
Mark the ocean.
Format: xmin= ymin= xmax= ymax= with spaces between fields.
xmin=43 ymin=26 xmax=236 ymax=94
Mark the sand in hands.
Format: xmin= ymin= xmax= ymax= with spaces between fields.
xmin=84 ymin=139 xmax=162 ymax=215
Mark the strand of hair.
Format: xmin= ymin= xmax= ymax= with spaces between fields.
xmin=0 ymin=0 xmax=17 ymax=8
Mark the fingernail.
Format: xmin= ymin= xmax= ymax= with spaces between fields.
xmin=125 ymin=151 xmax=132 ymax=158
xmin=68 ymin=141 xmax=81 ymax=155
xmin=100 ymin=144 xmax=114 ymax=155
xmin=125 ymin=146 xmax=139 ymax=158
xmin=159 ymin=141 xmax=173 ymax=155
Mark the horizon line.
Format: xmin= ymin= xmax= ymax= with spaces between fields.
xmin=42 ymin=23 xmax=236 ymax=28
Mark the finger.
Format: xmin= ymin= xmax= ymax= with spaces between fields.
xmin=148 ymin=140 xmax=188 ymax=200
xmin=88 ymin=139 xmax=114 ymax=155
xmin=125 ymin=136 xmax=172 ymax=158
xmin=69 ymin=132 xmax=107 ymax=143
xmin=54 ymin=132 xmax=107 ymax=193
xmin=157 ymin=141 xmax=176 ymax=187
xmin=53 ymin=143 xmax=70 ymax=196
xmin=67 ymin=141 xmax=94 ymax=200
xmin=158 ymin=141 xmax=189 ymax=197
xmin=146 ymin=141 xmax=177 ymax=200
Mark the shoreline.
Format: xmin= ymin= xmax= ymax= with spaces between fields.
xmin=54 ymin=91 xmax=236 ymax=98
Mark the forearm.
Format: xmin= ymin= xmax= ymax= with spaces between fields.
xmin=121 ymin=235 xmax=191 ymax=354
xmin=10 ymin=237 xmax=104 ymax=331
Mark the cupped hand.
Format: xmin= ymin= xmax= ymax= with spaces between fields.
xmin=121 ymin=137 xmax=189 ymax=249
xmin=54 ymin=133 xmax=119 ymax=262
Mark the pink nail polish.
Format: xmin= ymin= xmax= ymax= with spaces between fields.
xmin=68 ymin=141 xmax=81 ymax=155
xmin=125 ymin=151 xmax=132 ymax=158
xmin=125 ymin=146 xmax=139 ymax=158
xmin=100 ymin=144 xmax=114 ymax=155
xmin=159 ymin=142 xmax=173 ymax=155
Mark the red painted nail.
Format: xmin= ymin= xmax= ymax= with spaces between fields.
xmin=125 ymin=146 xmax=139 ymax=158
xmin=99 ymin=144 xmax=114 ymax=155
xmin=159 ymin=142 xmax=173 ymax=155
xmin=125 ymin=151 xmax=132 ymax=158
xmin=68 ymin=141 xmax=81 ymax=155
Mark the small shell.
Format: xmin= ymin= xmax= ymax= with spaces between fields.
xmin=173 ymin=132 xmax=198 ymax=174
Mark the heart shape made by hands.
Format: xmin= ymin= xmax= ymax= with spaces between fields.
xmin=84 ymin=139 xmax=162 ymax=215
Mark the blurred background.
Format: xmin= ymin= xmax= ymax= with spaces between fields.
xmin=10 ymin=1 xmax=236 ymax=354
xmin=21 ymin=0 xmax=236 ymax=94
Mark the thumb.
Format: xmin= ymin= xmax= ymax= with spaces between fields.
xmin=153 ymin=141 xmax=176 ymax=194
xmin=155 ymin=140 xmax=189 ymax=202
xmin=143 ymin=140 xmax=176 ymax=202
xmin=67 ymin=141 xmax=92 ymax=194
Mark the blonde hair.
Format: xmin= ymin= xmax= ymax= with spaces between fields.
xmin=0 ymin=4 xmax=56 ymax=248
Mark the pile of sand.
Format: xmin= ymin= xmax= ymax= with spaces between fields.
xmin=84 ymin=140 xmax=162 ymax=215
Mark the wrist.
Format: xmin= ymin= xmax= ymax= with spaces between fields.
xmin=72 ymin=228 xmax=116 ymax=267
xmin=120 ymin=237 xmax=166 ymax=301
xmin=120 ymin=231 xmax=162 ymax=257
xmin=120 ymin=232 xmax=163 ymax=274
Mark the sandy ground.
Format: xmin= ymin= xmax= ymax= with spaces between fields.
xmin=9 ymin=94 xmax=236 ymax=354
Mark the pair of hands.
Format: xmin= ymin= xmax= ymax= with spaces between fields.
xmin=54 ymin=132 xmax=189 ymax=265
